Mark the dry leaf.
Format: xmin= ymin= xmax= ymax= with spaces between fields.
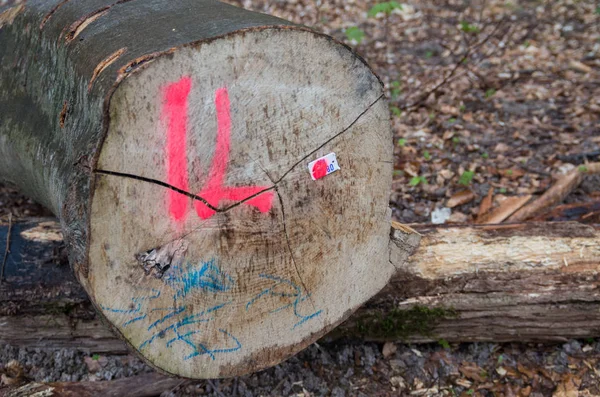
xmin=382 ymin=342 xmax=397 ymax=359
xmin=479 ymin=195 xmax=532 ymax=224
xmin=517 ymin=363 xmax=536 ymax=379
xmin=553 ymin=374 xmax=581 ymax=397
xmin=476 ymin=188 xmax=494 ymax=223
xmin=494 ymin=143 xmax=510 ymax=153
xmin=440 ymin=104 xmax=459 ymax=115
xmin=448 ymin=211 xmax=468 ymax=223
xmin=447 ymin=189 xmax=476 ymax=208
xmin=459 ymin=362 xmax=488 ymax=382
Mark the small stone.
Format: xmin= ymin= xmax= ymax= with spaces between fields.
xmin=84 ymin=356 xmax=102 ymax=373
xmin=431 ymin=207 xmax=451 ymax=224
xmin=390 ymin=376 xmax=406 ymax=388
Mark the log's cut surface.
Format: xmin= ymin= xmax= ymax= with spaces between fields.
xmin=0 ymin=0 xmax=392 ymax=378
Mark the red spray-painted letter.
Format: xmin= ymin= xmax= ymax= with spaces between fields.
xmin=162 ymin=77 xmax=274 ymax=221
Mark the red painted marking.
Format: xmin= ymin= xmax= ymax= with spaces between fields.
xmin=163 ymin=76 xmax=191 ymax=222
xmin=311 ymin=159 xmax=328 ymax=180
xmin=163 ymin=78 xmax=273 ymax=221
xmin=194 ymin=88 xmax=274 ymax=219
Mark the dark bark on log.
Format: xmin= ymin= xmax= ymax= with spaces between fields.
xmin=1 ymin=219 xmax=599 ymax=354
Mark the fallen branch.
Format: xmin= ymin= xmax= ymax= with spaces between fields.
xmin=4 ymin=373 xmax=185 ymax=397
xmin=507 ymin=163 xmax=600 ymax=222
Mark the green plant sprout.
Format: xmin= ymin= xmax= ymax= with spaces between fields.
xmin=390 ymin=81 xmax=402 ymax=100
xmin=345 ymin=26 xmax=365 ymax=44
xmin=368 ymin=1 xmax=403 ymax=17
xmin=410 ymin=175 xmax=428 ymax=186
xmin=460 ymin=21 xmax=480 ymax=34
xmin=458 ymin=171 xmax=475 ymax=186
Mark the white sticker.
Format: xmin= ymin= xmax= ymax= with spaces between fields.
xmin=308 ymin=152 xmax=340 ymax=181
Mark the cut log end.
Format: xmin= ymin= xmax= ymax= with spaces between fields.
xmin=86 ymin=28 xmax=393 ymax=378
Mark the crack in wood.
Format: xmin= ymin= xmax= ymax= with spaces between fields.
xmin=276 ymin=187 xmax=317 ymax=312
xmin=94 ymin=94 xmax=384 ymax=215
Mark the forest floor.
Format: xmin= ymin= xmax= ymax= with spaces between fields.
xmin=1 ymin=0 xmax=600 ymax=396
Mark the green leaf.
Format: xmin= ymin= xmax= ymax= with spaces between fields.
xmin=452 ymin=136 xmax=460 ymax=144
xmin=485 ymin=88 xmax=497 ymax=98
xmin=448 ymin=117 xmax=457 ymax=124
xmin=460 ymin=21 xmax=480 ymax=34
xmin=409 ymin=176 xmax=427 ymax=186
xmin=497 ymin=354 xmax=504 ymax=364
xmin=423 ymin=150 xmax=431 ymax=161
xmin=466 ymin=389 xmax=475 ymax=396
xmin=596 ymin=6 xmax=600 ymax=14
xmin=368 ymin=1 xmax=403 ymax=17
xmin=397 ymin=138 xmax=407 ymax=146
xmin=391 ymin=106 xmax=402 ymax=117
xmin=459 ymin=104 xmax=466 ymax=112
xmin=92 ymin=354 xmax=100 ymax=361
xmin=438 ymin=339 xmax=450 ymax=349
xmin=579 ymin=165 xmax=589 ymax=172
xmin=458 ymin=171 xmax=475 ymax=186
xmin=345 ymin=26 xmax=365 ymax=44
xmin=481 ymin=152 xmax=489 ymax=159
xmin=424 ymin=50 xmax=434 ymax=59
xmin=390 ymin=81 xmax=402 ymax=100
xmin=499 ymin=187 xmax=507 ymax=194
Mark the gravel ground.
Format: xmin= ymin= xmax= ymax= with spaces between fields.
xmin=3 ymin=339 xmax=600 ymax=396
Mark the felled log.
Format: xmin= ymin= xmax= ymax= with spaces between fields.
xmin=2 ymin=219 xmax=599 ymax=356
xmin=0 ymin=0 xmax=393 ymax=378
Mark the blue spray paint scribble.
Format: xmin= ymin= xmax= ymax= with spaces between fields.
xmin=100 ymin=288 xmax=161 ymax=327
xmin=246 ymin=274 xmax=322 ymax=329
xmin=163 ymin=259 xmax=235 ymax=299
xmin=100 ymin=259 xmax=241 ymax=361
xmin=139 ymin=301 xmax=241 ymax=360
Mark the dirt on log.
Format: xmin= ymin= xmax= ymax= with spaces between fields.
xmin=1 ymin=219 xmax=599 ymax=358
xmin=0 ymin=0 xmax=395 ymax=378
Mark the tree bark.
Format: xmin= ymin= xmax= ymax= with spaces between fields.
xmin=0 ymin=0 xmax=393 ymax=378
xmin=2 ymin=219 xmax=599 ymax=356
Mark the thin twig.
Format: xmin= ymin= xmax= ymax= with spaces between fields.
xmin=400 ymin=16 xmax=508 ymax=110
xmin=207 ymin=379 xmax=226 ymax=397
xmin=0 ymin=212 xmax=12 ymax=284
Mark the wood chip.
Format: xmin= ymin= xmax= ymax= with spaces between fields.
xmin=479 ymin=195 xmax=532 ymax=224
xmin=569 ymin=60 xmax=592 ymax=74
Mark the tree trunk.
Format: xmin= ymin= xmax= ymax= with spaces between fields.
xmin=0 ymin=0 xmax=393 ymax=378
xmin=2 ymin=219 xmax=599 ymax=356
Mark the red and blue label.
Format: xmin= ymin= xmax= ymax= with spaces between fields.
xmin=308 ymin=153 xmax=340 ymax=181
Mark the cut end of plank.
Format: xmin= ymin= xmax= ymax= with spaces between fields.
xmin=88 ymin=27 xmax=393 ymax=378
